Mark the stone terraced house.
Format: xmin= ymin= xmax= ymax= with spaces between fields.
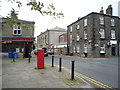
xmin=67 ymin=5 xmax=120 ymax=57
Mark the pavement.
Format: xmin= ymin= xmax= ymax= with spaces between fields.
xmin=1 ymin=53 xmax=93 ymax=88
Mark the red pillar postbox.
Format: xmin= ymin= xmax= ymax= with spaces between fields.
xmin=37 ymin=49 xmax=44 ymax=69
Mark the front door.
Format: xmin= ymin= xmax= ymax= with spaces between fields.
xmin=111 ymin=47 xmax=116 ymax=56
xmin=24 ymin=43 xmax=31 ymax=58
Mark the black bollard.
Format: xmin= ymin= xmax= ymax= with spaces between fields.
xmin=28 ymin=53 xmax=31 ymax=63
xmin=59 ymin=57 xmax=62 ymax=72
xmin=52 ymin=56 xmax=54 ymax=67
xmin=71 ymin=61 xmax=75 ymax=80
xmin=13 ymin=53 xmax=15 ymax=62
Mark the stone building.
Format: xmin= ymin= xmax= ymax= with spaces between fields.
xmin=118 ymin=1 xmax=120 ymax=18
xmin=67 ymin=5 xmax=120 ymax=57
xmin=55 ymin=33 xmax=67 ymax=55
xmin=0 ymin=17 xmax=35 ymax=57
xmin=37 ymin=26 xmax=67 ymax=54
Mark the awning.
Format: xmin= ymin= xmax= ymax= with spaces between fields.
xmin=0 ymin=37 xmax=35 ymax=42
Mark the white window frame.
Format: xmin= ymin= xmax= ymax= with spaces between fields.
xmin=84 ymin=19 xmax=87 ymax=26
xmin=99 ymin=29 xmax=105 ymax=39
xmin=100 ymin=43 xmax=105 ymax=53
xmin=70 ymin=35 xmax=72 ymax=43
xmin=84 ymin=43 xmax=88 ymax=53
xmin=111 ymin=30 xmax=115 ymax=39
xmin=73 ymin=46 xmax=76 ymax=53
xmin=70 ymin=47 xmax=73 ymax=53
xmin=99 ymin=16 xmax=104 ymax=25
xmin=45 ymin=35 xmax=48 ymax=44
xmin=111 ymin=18 xmax=115 ymax=26
xmin=76 ymin=24 xmax=80 ymax=30
xmin=13 ymin=24 xmax=22 ymax=35
xmin=76 ymin=45 xmax=80 ymax=53
xmin=84 ymin=30 xmax=87 ymax=39
xmin=60 ymin=35 xmax=64 ymax=43
xmin=77 ymin=35 xmax=79 ymax=41
xmin=70 ymin=26 xmax=72 ymax=32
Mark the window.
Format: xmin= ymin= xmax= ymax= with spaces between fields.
xmin=41 ymin=37 xmax=42 ymax=44
xmin=43 ymin=36 xmax=44 ymax=43
xmin=73 ymin=46 xmax=76 ymax=53
xmin=76 ymin=45 xmax=80 ymax=53
xmin=84 ymin=19 xmax=87 ymax=26
xmin=84 ymin=30 xmax=87 ymax=39
xmin=84 ymin=43 xmax=88 ymax=53
xmin=111 ymin=18 xmax=115 ymax=26
xmin=70 ymin=35 xmax=72 ymax=43
xmin=99 ymin=29 xmax=105 ymax=38
xmin=13 ymin=24 xmax=22 ymax=35
xmin=76 ymin=24 xmax=80 ymax=30
xmin=60 ymin=35 xmax=64 ymax=43
xmin=45 ymin=35 xmax=48 ymax=44
xmin=70 ymin=26 xmax=72 ymax=32
xmin=77 ymin=35 xmax=79 ymax=41
xmin=111 ymin=30 xmax=115 ymax=39
xmin=70 ymin=47 xmax=73 ymax=53
xmin=100 ymin=43 xmax=105 ymax=53
xmin=99 ymin=16 xmax=104 ymax=25
xmin=42 ymin=37 xmax=43 ymax=44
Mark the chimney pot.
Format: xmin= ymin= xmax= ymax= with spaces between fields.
xmin=100 ymin=7 xmax=104 ymax=14
xmin=106 ymin=5 xmax=113 ymax=15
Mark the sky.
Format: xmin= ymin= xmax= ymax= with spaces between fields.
xmin=0 ymin=0 xmax=120 ymax=37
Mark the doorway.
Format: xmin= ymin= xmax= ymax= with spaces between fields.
xmin=111 ymin=46 xmax=116 ymax=56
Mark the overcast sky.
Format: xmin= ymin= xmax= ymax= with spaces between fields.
xmin=1 ymin=0 xmax=120 ymax=37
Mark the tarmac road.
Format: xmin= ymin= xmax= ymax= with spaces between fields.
xmin=1 ymin=53 xmax=119 ymax=89
xmin=45 ymin=55 xmax=118 ymax=89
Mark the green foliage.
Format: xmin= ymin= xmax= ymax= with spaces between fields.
xmin=7 ymin=0 xmax=22 ymax=8
xmin=67 ymin=78 xmax=80 ymax=82
xmin=10 ymin=61 xmax=16 ymax=63
xmin=4 ymin=0 xmax=64 ymax=19
xmin=7 ymin=8 xmax=18 ymax=19
xmin=27 ymin=1 xmax=64 ymax=19
xmin=6 ymin=8 xmax=19 ymax=27
xmin=3 ymin=0 xmax=21 ymax=27
xmin=4 ymin=0 xmax=22 ymax=15
xmin=5 ymin=7 xmax=34 ymax=29
xmin=27 ymin=1 xmax=44 ymax=14
xmin=34 ymin=67 xmax=46 ymax=70
xmin=34 ymin=67 xmax=40 ymax=70
xmin=1 ymin=0 xmax=64 ymax=32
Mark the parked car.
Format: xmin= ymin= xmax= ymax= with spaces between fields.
xmin=47 ymin=51 xmax=54 ymax=55
xmin=32 ymin=48 xmax=48 ymax=57
xmin=42 ymin=48 xmax=48 ymax=57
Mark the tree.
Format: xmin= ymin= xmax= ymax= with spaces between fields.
xmin=3 ymin=0 xmax=64 ymax=19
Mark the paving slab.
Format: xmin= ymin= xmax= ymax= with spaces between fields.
xmin=2 ymin=53 xmax=93 ymax=88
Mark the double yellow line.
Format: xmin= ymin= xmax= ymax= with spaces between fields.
xmin=62 ymin=66 xmax=113 ymax=89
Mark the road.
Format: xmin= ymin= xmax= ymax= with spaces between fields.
xmin=45 ymin=55 xmax=118 ymax=88
xmin=1 ymin=53 xmax=119 ymax=88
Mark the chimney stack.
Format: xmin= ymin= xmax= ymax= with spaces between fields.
xmin=100 ymin=7 xmax=104 ymax=14
xmin=106 ymin=5 xmax=113 ymax=15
